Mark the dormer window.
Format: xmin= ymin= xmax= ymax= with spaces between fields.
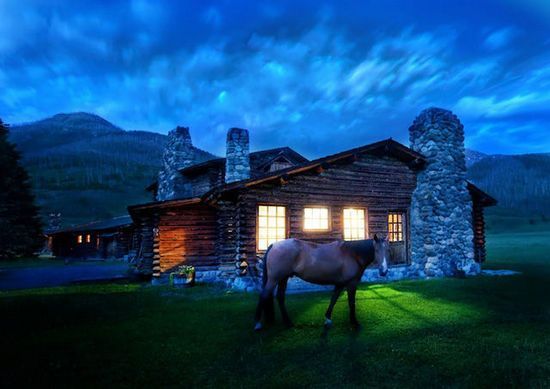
xmin=268 ymin=156 xmax=294 ymax=172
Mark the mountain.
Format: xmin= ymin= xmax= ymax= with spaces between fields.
xmin=465 ymin=149 xmax=488 ymax=167
xmin=7 ymin=112 xmax=550 ymax=226
xmin=467 ymin=153 xmax=550 ymax=215
xmin=9 ymin=113 xmax=216 ymax=227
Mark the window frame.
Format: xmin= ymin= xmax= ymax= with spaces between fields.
xmin=342 ymin=207 xmax=368 ymax=241
xmin=302 ymin=206 xmax=331 ymax=232
xmin=256 ymin=204 xmax=288 ymax=252
xmin=387 ymin=211 xmax=405 ymax=242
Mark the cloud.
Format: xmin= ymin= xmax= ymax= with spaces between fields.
xmin=454 ymin=91 xmax=550 ymax=119
xmin=484 ymin=27 xmax=518 ymax=50
xmin=202 ymin=7 xmax=222 ymax=28
xmin=0 ymin=1 xmax=548 ymax=156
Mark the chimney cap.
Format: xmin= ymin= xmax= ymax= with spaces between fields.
xmin=172 ymin=126 xmax=190 ymax=136
xmin=227 ymin=127 xmax=249 ymax=141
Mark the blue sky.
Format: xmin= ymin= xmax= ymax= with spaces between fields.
xmin=1 ymin=0 xmax=549 ymax=157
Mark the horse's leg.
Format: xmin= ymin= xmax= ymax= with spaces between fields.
xmin=254 ymin=279 xmax=277 ymax=331
xmin=347 ymin=284 xmax=360 ymax=329
xmin=276 ymin=277 xmax=293 ymax=327
xmin=324 ymin=285 xmax=344 ymax=327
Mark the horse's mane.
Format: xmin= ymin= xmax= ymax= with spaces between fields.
xmin=342 ymin=239 xmax=375 ymax=264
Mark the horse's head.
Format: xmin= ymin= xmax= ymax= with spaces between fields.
xmin=373 ymin=234 xmax=389 ymax=277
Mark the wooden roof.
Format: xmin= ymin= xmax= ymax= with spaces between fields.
xmin=146 ymin=147 xmax=308 ymax=190
xmin=467 ymin=182 xmax=498 ymax=206
xmin=46 ymin=215 xmax=133 ymax=235
xmin=130 ymin=138 xmax=496 ymax=213
xmin=202 ymin=138 xmax=426 ymax=201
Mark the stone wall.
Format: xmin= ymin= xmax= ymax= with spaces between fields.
xmin=408 ymin=108 xmax=479 ymax=277
xmin=225 ymin=128 xmax=251 ymax=183
xmin=157 ymin=127 xmax=195 ymax=201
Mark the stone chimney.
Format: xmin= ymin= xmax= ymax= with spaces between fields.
xmin=157 ymin=126 xmax=194 ymax=201
xmin=225 ymin=128 xmax=250 ymax=183
xmin=408 ymin=108 xmax=479 ymax=277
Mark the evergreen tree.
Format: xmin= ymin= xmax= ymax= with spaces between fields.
xmin=0 ymin=119 xmax=43 ymax=259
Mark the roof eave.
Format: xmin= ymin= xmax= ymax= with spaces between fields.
xmin=128 ymin=197 xmax=203 ymax=215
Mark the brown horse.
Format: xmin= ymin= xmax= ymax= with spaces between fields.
xmin=254 ymin=235 xmax=390 ymax=331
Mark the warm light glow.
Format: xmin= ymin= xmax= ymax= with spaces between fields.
xmin=86 ymin=234 xmax=91 ymax=243
xmin=388 ymin=212 xmax=404 ymax=242
xmin=343 ymin=208 xmax=366 ymax=240
xmin=258 ymin=205 xmax=286 ymax=250
xmin=304 ymin=207 xmax=329 ymax=231
xmin=77 ymin=235 xmax=83 ymax=244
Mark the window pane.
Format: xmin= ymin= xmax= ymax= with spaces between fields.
xmin=258 ymin=239 xmax=268 ymax=251
xmin=343 ymin=208 xmax=366 ymax=240
xmin=388 ymin=212 xmax=404 ymax=242
xmin=258 ymin=205 xmax=287 ymax=250
xmin=303 ymin=207 xmax=330 ymax=231
xmin=259 ymin=216 xmax=267 ymax=227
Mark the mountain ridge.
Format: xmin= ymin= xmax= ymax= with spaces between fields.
xmin=7 ymin=112 xmax=550 ymax=226
xmin=8 ymin=112 xmax=217 ymax=226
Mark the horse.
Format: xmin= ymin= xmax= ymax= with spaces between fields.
xmin=254 ymin=234 xmax=390 ymax=331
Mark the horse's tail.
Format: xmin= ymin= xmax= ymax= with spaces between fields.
xmin=262 ymin=244 xmax=275 ymax=323
xmin=262 ymin=244 xmax=273 ymax=288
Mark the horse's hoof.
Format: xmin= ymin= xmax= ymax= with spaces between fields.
xmin=324 ymin=318 xmax=333 ymax=328
xmin=254 ymin=322 xmax=263 ymax=331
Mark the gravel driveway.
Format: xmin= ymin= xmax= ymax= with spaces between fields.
xmin=0 ymin=262 xmax=130 ymax=291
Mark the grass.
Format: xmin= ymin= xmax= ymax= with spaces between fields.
xmin=1 ymin=216 xmax=549 ymax=387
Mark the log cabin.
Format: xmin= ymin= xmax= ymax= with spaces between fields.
xmin=47 ymin=215 xmax=136 ymax=260
xmin=128 ymin=108 xmax=496 ymax=288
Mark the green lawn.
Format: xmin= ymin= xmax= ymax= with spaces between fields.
xmin=1 ymin=221 xmax=549 ymax=387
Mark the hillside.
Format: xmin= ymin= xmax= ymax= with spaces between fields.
xmin=9 ymin=113 xmax=216 ymax=227
xmin=467 ymin=153 xmax=550 ymax=215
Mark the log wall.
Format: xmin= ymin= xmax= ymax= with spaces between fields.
xmin=472 ymin=200 xmax=487 ymax=263
xmin=218 ymin=153 xmax=417 ymax=273
xmin=157 ymin=204 xmax=217 ymax=273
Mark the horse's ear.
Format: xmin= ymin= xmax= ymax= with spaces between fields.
xmin=373 ymin=234 xmax=379 ymax=242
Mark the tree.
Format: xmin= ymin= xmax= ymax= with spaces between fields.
xmin=0 ymin=119 xmax=43 ymax=259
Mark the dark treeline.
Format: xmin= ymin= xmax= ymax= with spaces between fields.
xmin=468 ymin=153 xmax=550 ymax=215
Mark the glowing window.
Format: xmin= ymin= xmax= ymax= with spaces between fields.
xmin=85 ymin=234 xmax=91 ymax=243
xmin=388 ymin=212 xmax=404 ymax=242
xmin=77 ymin=235 xmax=83 ymax=244
xmin=304 ymin=207 xmax=330 ymax=231
xmin=258 ymin=205 xmax=286 ymax=251
xmin=343 ymin=208 xmax=366 ymax=240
